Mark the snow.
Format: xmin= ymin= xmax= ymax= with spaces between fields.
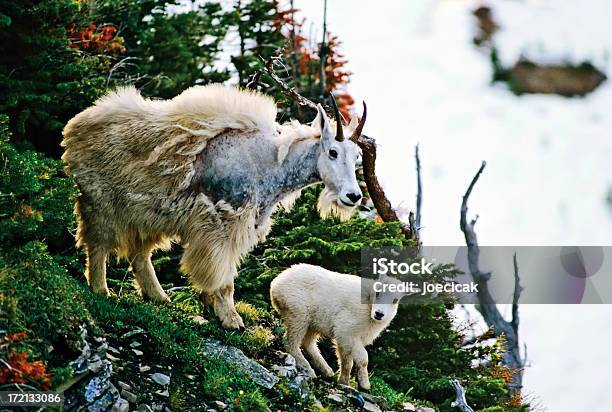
xmin=296 ymin=1 xmax=612 ymax=411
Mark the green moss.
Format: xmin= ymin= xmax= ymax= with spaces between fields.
xmin=369 ymin=376 xmax=412 ymax=408
xmin=236 ymin=301 xmax=266 ymax=325
xmin=0 ymin=242 xmax=93 ymax=362
xmin=244 ymin=325 xmax=275 ymax=354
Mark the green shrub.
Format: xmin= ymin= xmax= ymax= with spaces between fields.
xmin=0 ymin=242 xmax=92 ymax=373
xmin=0 ymin=115 xmax=77 ymax=249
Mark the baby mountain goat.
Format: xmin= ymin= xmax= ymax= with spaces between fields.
xmin=62 ymin=85 xmax=366 ymax=329
xmin=270 ymin=264 xmax=404 ymax=391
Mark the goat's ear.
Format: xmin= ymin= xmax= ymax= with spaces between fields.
xmin=363 ymin=281 xmax=374 ymax=304
xmin=311 ymin=104 xmax=324 ymax=131
xmin=315 ymin=104 xmax=332 ymax=148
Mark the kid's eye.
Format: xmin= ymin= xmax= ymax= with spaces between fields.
xmin=329 ymin=149 xmax=338 ymax=159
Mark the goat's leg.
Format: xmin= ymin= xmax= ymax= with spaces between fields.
xmin=336 ymin=340 xmax=354 ymax=386
xmin=202 ymin=282 xmax=244 ymax=330
xmin=183 ymin=241 xmax=244 ymax=329
xmin=85 ymin=245 xmax=110 ymax=296
xmin=285 ymin=318 xmax=316 ymax=377
xmin=130 ymin=249 xmax=169 ymax=302
xmin=302 ymin=330 xmax=334 ymax=377
xmin=352 ymin=345 xmax=371 ymax=391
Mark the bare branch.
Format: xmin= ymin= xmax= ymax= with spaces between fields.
xmin=460 ymin=161 xmax=490 ymax=282
xmin=450 ymin=380 xmax=475 ymax=412
xmin=318 ymin=0 xmax=328 ymax=98
xmin=511 ymin=252 xmax=523 ymax=334
xmin=415 ymin=144 xmax=422 ymax=231
xmin=459 ymin=161 xmax=524 ymax=395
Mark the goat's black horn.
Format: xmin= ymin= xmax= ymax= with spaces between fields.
xmin=351 ymin=101 xmax=367 ymax=142
xmin=330 ymin=94 xmax=345 ymax=142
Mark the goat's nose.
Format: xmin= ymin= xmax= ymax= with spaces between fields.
xmin=346 ymin=192 xmax=362 ymax=203
xmin=374 ymin=311 xmax=384 ymax=320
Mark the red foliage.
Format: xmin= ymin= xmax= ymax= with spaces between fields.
xmin=274 ymin=2 xmax=356 ymax=117
xmin=0 ymin=333 xmax=52 ymax=390
xmin=4 ymin=332 xmax=27 ymax=343
xmin=0 ymin=351 xmax=52 ymax=390
xmin=12 ymin=203 xmax=42 ymax=221
xmin=68 ymin=23 xmax=126 ymax=54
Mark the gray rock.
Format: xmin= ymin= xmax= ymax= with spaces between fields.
xmin=136 ymin=404 xmax=154 ymax=412
xmin=275 ymin=351 xmax=296 ymax=367
xmin=130 ymin=341 xmax=142 ymax=348
xmin=271 ymin=364 xmax=294 ymax=378
xmin=326 ymin=393 xmax=345 ymax=405
xmin=106 ymin=353 xmax=120 ymax=362
xmin=363 ymin=401 xmax=382 ymax=412
xmin=89 ymin=385 xmax=117 ymax=412
xmin=87 ymin=356 xmax=103 ymax=374
xmin=337 ymin=383 xmax=354 ymax=392
xmin=151 ymin=372 xmax=171 ymax=386
xmin=402 ymin=402 xmax=417 ymax=411
xmin=132 ymin=348 xmax=144 ymax=356
xmin=117 ymin=381 xmax=132 ymax=391
xmin=201 ymin=338 xmax=279 ymax=389
xmin=63 ymin=329 xmax=122 ymax=412
xmin=139 ymin=365 xmax=151 ymax=372
xmin=84 ymin=362 xmax=113 ymax=403
xmin=213 ymin=400 xmax=227 ymax=410
xmin=97 ymin=342 xmax=109 ymax=354
xmin=121 ymin=328 xmax=146 ymax=339
xmin=108 ymin=345 xmax=120 ymax=354
xmin=122 ymin=390 xmax=138 ymax=404
xmin=347 ymin=392 xmax=366 ymax=408
xmin=155 ymin=389 xmax=169 ymax=398
xmin=111 ymin=398 xmax=129 ymax=412
xmin=416 ymin=407 xmax=435 ymax=412
xmin=290 ymin=374 xmax=310 ymax=397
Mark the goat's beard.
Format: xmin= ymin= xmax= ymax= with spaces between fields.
xmin=317 ymin=187 xmax=357 ymax=222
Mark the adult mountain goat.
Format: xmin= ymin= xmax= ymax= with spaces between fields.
xmin=61 ymin=84 xmax=366 ymax=329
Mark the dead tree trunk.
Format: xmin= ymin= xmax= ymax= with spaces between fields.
xmin=459 ymin=161 xmax=525 ymax=395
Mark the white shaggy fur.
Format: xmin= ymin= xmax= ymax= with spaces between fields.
xmin=61 ymin=84 xmax=363 ymax=330
xmin=270 ymin=264 xmax=403 ymax=390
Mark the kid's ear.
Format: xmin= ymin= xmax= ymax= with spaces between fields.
xmin=364 ymin=282 xmax=375 ymax=304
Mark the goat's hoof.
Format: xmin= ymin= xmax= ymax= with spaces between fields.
xmin=142 ymin=291 xmax=171 ymax=303
xmin=91 ymin=285 xmax=111 ymax=296
xmin=322 ymin=368 xmax=335 ymax=378
xmin=220 ymin=313 xmax=245 ymax=330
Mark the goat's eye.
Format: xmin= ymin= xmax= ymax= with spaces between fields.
xmin=393 ymin=298 xmax=399 ymax=304
xmin=329 ymin=149 xmax=338 ymax=159
xmin=375 ymin=291 xmax=380 ymax=298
